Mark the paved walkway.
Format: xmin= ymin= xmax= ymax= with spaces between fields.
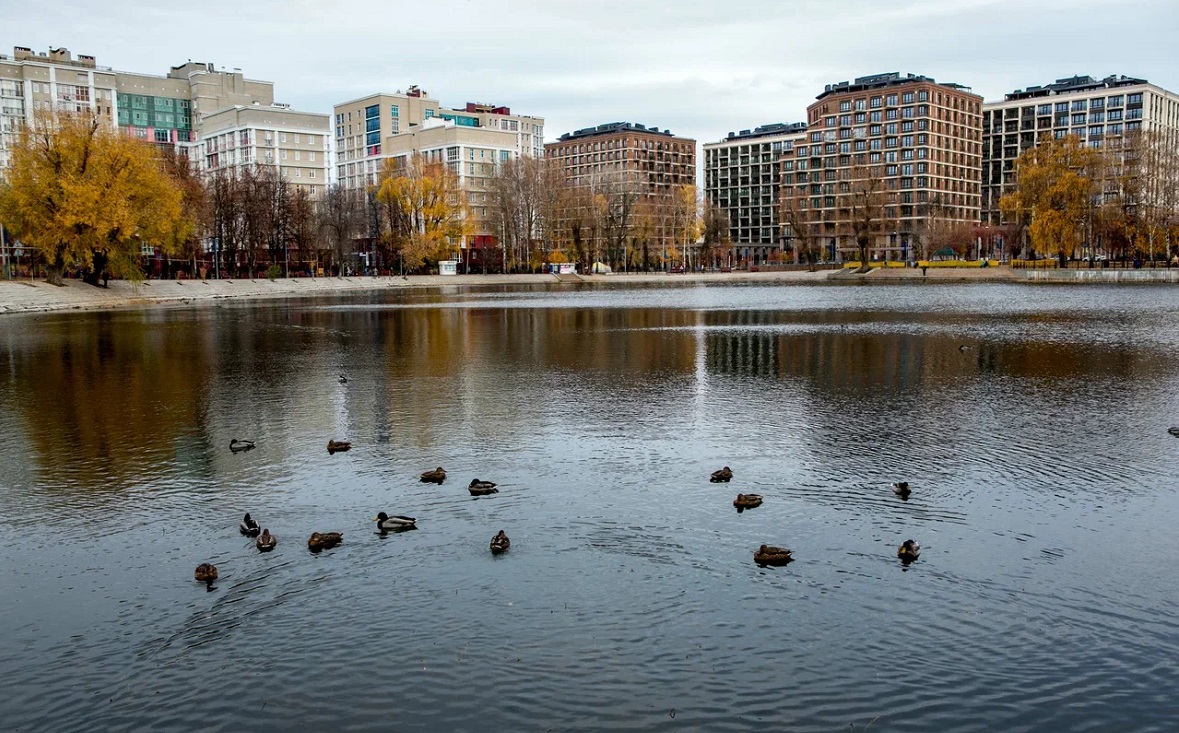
xmin=0 ymin=270 xmax=831 ymax=315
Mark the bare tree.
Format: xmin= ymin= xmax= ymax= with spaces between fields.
xmin=837 ymin=165 xmax=893 ymax=271
xmin=318 ymin=184 xmax=362 ymax=276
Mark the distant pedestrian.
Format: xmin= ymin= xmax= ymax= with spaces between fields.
xmin=921 ymin=265 xmax=928 ymax=277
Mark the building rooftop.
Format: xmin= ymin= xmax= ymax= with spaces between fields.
xmin=554 ymin=121 xmax=688 ymax=142
xmin=1002 ymin=74 xmax=1150 ymax=101
xmin=815 ymin=72 xmax=972 ymax=100
xmin=716 ymin=122 xmax=807 ymax=142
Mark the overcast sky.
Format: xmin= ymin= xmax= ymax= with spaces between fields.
xmin=5 ymin=0 xmax=1177 ymax=145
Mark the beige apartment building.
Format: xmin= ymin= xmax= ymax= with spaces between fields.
xmin=981 ymin=74 xmax=1179 ymax=225
xmin=332 ymin=86 xmax=545 ymax=251
xmin=703 ymin=122 xmax=807 ymax=266
xmin=787 ymin=72 xmax=983 ymax=262
xmin=197 ymin=106 xmax=329 ymax=197
xmin=0 ymin=46 xmax=327 ymax=192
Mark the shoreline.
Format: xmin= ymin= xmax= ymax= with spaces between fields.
xmin=0 ymin=265 xmax=1172 ymax=316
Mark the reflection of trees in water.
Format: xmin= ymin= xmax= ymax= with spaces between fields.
xmin=4 ymin=312 xmax=214 ymax=493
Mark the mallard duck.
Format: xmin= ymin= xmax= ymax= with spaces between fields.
xmin=229 ymin=438 xmax=255 ymax=453
xmin=194 ymin=563 xmax=219 ymax=583
xmin=308 ymin=531 xmax=344 ymax=552
xmin=338 ymin=374 xmax=348 ymax=384
xmin=239 ymin=513 xmax=261 ymax=537
xmin=327 ymin=440 xmax=352 ymax=454
xmin=733 ymin=493 xmax=763 ymax=511
xmin=753 ymin=545 xmax=793 ymax=566
xmin=1168 ymin=427 xmax=1179 ymax=437
xmin=892 ymin=482 xmax=911 ymax=499
xmin=898 ymin=539 xmax=921 ymax=563
xmin=375 ymin=512 xmax=417 ymax=532
xmin=468 ymin=479 xmax=498 ymax=496
xmin=490 ymin=530 xmax=510 ymax=555
xmin=420 ymin=467 xmax=447 ymax=484
xmin=256 ymin=529 xmax=276 ymax=552
xmin=710 ymin=467 xmax=733 ymax=483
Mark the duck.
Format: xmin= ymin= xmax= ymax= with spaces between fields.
xmin=710 ymin=466 xmax=733 ymax=483
xmin=375 ymin=512 xmax=417 ymax=532
xmin=753 ymin=545 xmax=793 ymax=566
xmin=229 ymin=438 xmax=255 ymax=453
xmin=194 ymin=563 xmax=219 ymax=584
xmin=898 ymin=539 xmax=921 ymax=563
xmin=338 ymin=374 xmax=348 ymax=384
xmin=327 ymin=439 xmax=352 ymax=454
xmin=308 ymin=532 xmax=344 ymax=552
xmin=959 ymin=344 xmax=971 ymax=352
xmin=1168 ymin=427 xmax=1179 ymax=437
xmin=468 ymin=479 xmax=498 ymax=496
xmin=892 ymin=481 xmax=911 ymax=499
xmin=239 ymin=513 xmax=261 ymax=537
xmin=420 ymin=467 xmax=447 ymax=484
xmin=733 ymin=493 xmax=763 ymax=511
xmin=256 ymin=529 xmax=277 ymax=552
xmin=490 ymin=530 xmax=510 ymax=555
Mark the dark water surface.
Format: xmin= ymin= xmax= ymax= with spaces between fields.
xmin=2 ymin=282 xmax=1178 ymax=732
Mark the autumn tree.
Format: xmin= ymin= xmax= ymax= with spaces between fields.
xmin=375 ymin=154 xmax=469 ymax=272
xmin=317 ymin=184 xmax=361 ymax=275
xmin=780 ymin=185 xmax=820 ymax=269
xmin=488 ymin=156 xmax=553 ymax=272
xmin=1000 ymin=134 xmax=1098 ymax=264
xmin=702 ymin=199 xmax=732 ymax=270
xmin=0 ymin=111 xmax=188 ymax=285
xmin=837 ymin=164 xmax=893 ymax=272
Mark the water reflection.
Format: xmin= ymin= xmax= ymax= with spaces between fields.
xmin=1 ymin=283 xmax=1179 ymax=733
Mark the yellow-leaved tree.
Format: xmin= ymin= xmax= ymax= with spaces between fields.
xmin=375 ymin=154 xmax=470 ymax=272
xmin=999 ymin=134 xmax=1098 ymax=263
xmin=0 ymin=112 xmax=189 ymax=285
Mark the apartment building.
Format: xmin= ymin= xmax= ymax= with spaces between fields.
xmin=197 ymin=106 xmax=329 ymax=197
xmin=545 ymin=122 xmax=696 ymax=261
xmin=0 ymin=46 xmax=327 ymax=194
xmin=545 ymin=121 xmax=696 ymax=194
xmin=788 ymin=73 xmax=983 ymax=261
xmin=981 ymin=74 xmax=1179 ymax=224
xmin=704 ymin=122 xmax=807 ymax=265
xmin=332 ymin=86 xmax=545 ymax=250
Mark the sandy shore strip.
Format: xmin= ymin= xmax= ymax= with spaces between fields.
xmin=0 ymin=269 xmax=837 ymax=315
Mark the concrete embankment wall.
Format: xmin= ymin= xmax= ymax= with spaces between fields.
xmin=1020 ymin=269 xmax=1179 ymax=284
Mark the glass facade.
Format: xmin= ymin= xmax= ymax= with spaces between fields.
xmin=117 ymin=93 xmax=192 ymax=142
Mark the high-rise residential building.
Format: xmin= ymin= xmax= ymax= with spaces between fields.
xmin=545 ymin=121 xmax=696 ymax=194
xmin=0 ymin=46 xmax=328 ymax=195
xmin=545 ymin=122 xmax=697 ymax=261
xmin=981 ymin=74 xmax=1179 ymax=225
xmin=332 ymin=86 xmax=545 ymax=250
xmin=704 ymin=122 xmax=807 ymax=266
xmin=785 ymin=73 xmax=983 ymax=262
xmin=196 ymin=106 xmax=329 ymax=196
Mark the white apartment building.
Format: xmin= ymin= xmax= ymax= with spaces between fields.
xmin=982 ymin=74 xmax=1179 ymax=224
xmin=704 ymin=122 xmax=807 ymax=265
xmin=0 ymin=46 xmax=327 ymax=195
xmin=332 ymin=86 xmax=545 ymax=248
xmin=197 ymin=105 xmax=329 ymax=197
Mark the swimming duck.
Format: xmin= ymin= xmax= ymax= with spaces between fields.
xmin=308 ymin=531 xmax=344 ymax=552
xmin=753 ymin=545 xmax=793 ymax=566
xmin=338 ymin=374 xmax=348 ymax=384
xmin=420 ymin=467 xmax=447 ymax=484
xmin=733 ymin=494 xmax=763 ymax=511
xmin=490 ymin=530 xmax=510 ymax=555
xmin=1169 ymin=427 xmax=1179 ymax=437
xmin=327 ymin=440 xmax=352 ymax=454
xmin=710 ymin=467 xmax=733 ymax=483
xmin=194 ymin=563 xmax=219 ymax=584
xmin=256 ymin=529 xmax=276 ymax=552
xmin=898 ymin=539 xmax=921 ymax=563
xmin=375 ymin=512 xmax=417 ymax=532
xmin=892 ymin=482 xmax=911 ymax=499
xmin=229 ymin=438 xmax=255 ymax=453
xmin=239 ymin=513 xmax=261 ymax=537
xmin=468 ymin=479 xmax=498 ymax=496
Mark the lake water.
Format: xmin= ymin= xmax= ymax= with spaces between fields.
xmin=1 ymin=282 xmax=1178 ymax=732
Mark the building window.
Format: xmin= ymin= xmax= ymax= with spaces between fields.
xmin=391 ymin=105 xmax=399 ymax=118
xmin=365 ymin=104 xmax=379 ymax=119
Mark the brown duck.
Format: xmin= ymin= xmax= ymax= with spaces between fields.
xmin=420 ymin=467 xmax=447 ymax=484
xmin=753 ymin=545 xmax=793 ymax=566
xmin=490 ymin=530 xmax=511 ymax=555
xmin=308 ymin=531 xmax=344 ymax=551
